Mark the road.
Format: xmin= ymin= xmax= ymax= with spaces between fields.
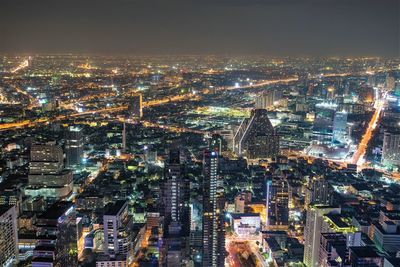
xmin=0 ymin=93 xmax=200 ymax=131
xmin=351 ymin=96 xmax=385 ymax=165
xmin=220 ymin=77 xmax=298 ymax=91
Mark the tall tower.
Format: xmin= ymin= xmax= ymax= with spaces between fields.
xmin=128 ymin=94 xmax=143 ymax=119
xmin=103 ymin=201 xmax=132 ymax=258
xmin=332 ymin=110 xmax=348 ymax=144
xmin=161 ymin=149 xmax=190 ymax=266
xmin=122 ymin=122 xmax=126 ymax=152
xmin=382 ymin=130 xmax=400 ymax=167
xmin=0 ymin=205 xmax=18 ymax=266
xmin=202 ymin=151 xmax=225 ymax=267
xmin=303 ymin=205 xmax=340 ymax=267
xmin=65 ymin=126 xmax=83 ymax=167
xmin=265 ymin=177 xmax=289 ymax=229
xmin=27 ymin=142 xmax=73 ymax=199
xmin=233 ymin=109 xmax=279 ymax=159
xmin=33 ymin=202 xmax=77 ymax=267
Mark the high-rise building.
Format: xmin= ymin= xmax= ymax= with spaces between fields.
xmin=65 ymin=126 xmax=83 ymax=167
xmin=233 ymin=109 xmax=279 ymax=159
xmin=128 ymin=94 xmax=143 ymax=118
xmin=266 ymin=177 xmax=289 ymax=229
xmin=319 ymin=232 xmax=362 ymax=267
xmin=0 ymin=205 xmax=18 ymax=267
xmin=305 ymin=177 xmax=332 ymax=206
xmin=103 ymin=200 xmax=133 ymax=259
xmin=32 ymin=201 xmax=77 ymax=267
xmin=303 ymin=205 xmax=341 ymax=267
xmin=313 ymin=104 xmax=336 ymax=145
xmin=255 ymin=89 xmax=282 ymax=109
xmin=26 ymin=142 xmax=73 ymax=199
xmin=160 ymin=149 xmax=190 ymax=266
xmin=332 ymin=110 xmax=348 ymax=144
xmin=386 ymin=74 xmax=396 ymax=91
xmin=382 ymin=130 xmax=400 ymax=167
xmin=202 ymin=151 xmax=225 ymax=267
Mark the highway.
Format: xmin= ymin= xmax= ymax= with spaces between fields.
xmin=0 ymin=93 xmax=199 ymax=131
xmin=351 ymin=95 xmax=386 ymax=165
xmin=220 ymin=77 xmax=298 ymax=91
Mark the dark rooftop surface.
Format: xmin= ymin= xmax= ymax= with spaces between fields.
xmin=37 ymin=201 xmax=73 ymax=220
xmin=104 ymin=200 xmax=126 ymax=216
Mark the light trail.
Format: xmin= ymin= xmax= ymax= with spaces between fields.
xmin=10 ymin=58 xmax=30 ymax=73
xmin=351 ymin=98 xmax=385 ymax=165
xmin=0 ymin=93 xmax=200 ymax=131
xmin=220 ymin=77 xmax=298 ymax=91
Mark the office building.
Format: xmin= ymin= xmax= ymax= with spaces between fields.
xmin=305 ymin=177 xmax=333 ymax=206
xmin=266 ymin=177 xmax=289 ymax=229
xmin=382 ymin=130 xmax=400 ymax=167
xmin=128 ymin=94 xmax=142 ymax=118
xmin=32 ymin=201 xmax=77 ymax=267
xmin=255 ymin=89 xmax=282 ymax=109
xmin=103 ymin=200 xmax=133 ymax=258
xmin=202 ymin=151 xmax=225 ymax=267
xmin=27 ymin=142 xmax=73 ymax=199
xmin=160 ymin=148 xmax=190 ymax=266
xmin=0 ymin=205 xmax=18 ymax=267
xmin=332 ymin=111 xmax=348 ymax=144
xmin=303 ymin=206 xmax=341 ymax=267
xmin=369 ymin=220 xmax=400 ymax=254
xmin=319 ymin=232 xmax=362 ymax=267
xmin=65 ymin=126 xmax=84 ymax=167
xmin=233 ymin=109 xmax=279 ymax=159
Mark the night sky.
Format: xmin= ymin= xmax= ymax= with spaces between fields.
xmin=0 ymin=0 xmax=399 ymax=56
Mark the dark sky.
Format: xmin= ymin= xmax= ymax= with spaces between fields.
xmin=0 ymin=0 xmax=399 ymax=56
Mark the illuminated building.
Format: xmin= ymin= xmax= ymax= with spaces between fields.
xmin=386 ymin=74 xmax=396 ymax=91
xmin=303 ymin=206 xmax=340 ymax=267
xmin=332 ymin=111 xmax=348 ymax=144
xmin=319 ymin=232 xmax=361 ymax=267
xmin=234 ymin=109 xmax=279 ymax=159
xmin=313 ymin=104 xmax=335 ymax=144
xmin=382 ymin=130 xmax=400 ymax=167
xmin=305 ymin=177 xmax=332 ymax=206
xmin=229 ymin=213 xmax=261 ymax=236
xmin=202 ymin=151 xmax=225 ymax=267
xmin=369 ymin=220 xmax=400 ymax=254
xmin=0 ymin=205 xmax=18 ymax=267
xmin=103 ymin=201 xmax=133 ymax=258
xmin=255 ymin=89 xmax=282 ymax=109
xmin=65 ymin=126 xmax=83 ymax=167
xmin=27 ymin=143 xmax=73 ymax=199
xmin=32 ymin=201 xmax=77 ymax=267
xmin=160 ymin=149 xmax=190 ymax=266
xmin=128 ymin=94 xmax=142 ymax=118
xmin=266 ymin=177 xmax=289 ymax=229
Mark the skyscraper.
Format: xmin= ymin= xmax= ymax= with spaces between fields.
xmin=266 ymin=177 xmax=289 ymax=229
xmin=0 ymin=205 xmax=18 ymax=267
xmin=32 ymin=201 xmax=77 ymax=267
xmin=233 ymin=109 xmax=279 ymax=159
xmin=65 ymin=126 xmax=84 ymax=167
xmin=103 ymin=200 xmax=133 ymax=258
xmin=202 ymin=151 xmax=225 ymax=267
xmin=255 ymin=89 xmax=282 ymax=109
xmin=382 ymin=130 xmax=400 ymax=167
xmin=303 ymin=205 xmax=341 ymax=267
xmin=160 ymin=148 xmax=190 ymax=266
xmin=128 ymin=94 xmax=143 ymax=118
xmin=332 ymin=110 xmax=348 ymax=144
xmin=27 ymin=142 xmax=73 ymax=199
